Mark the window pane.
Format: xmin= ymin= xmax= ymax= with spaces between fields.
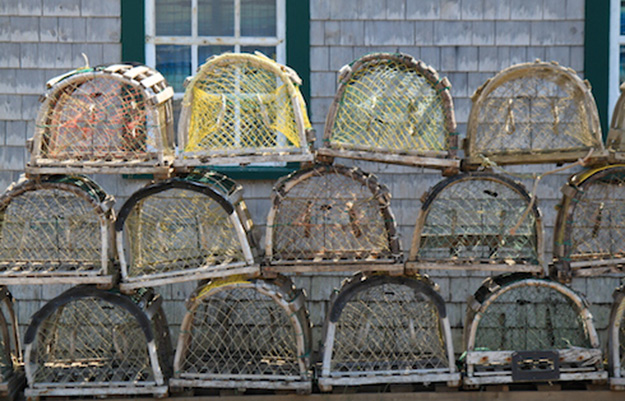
xmin=198 ymin=46 xmax=235 ymax=65
xmin=198 ymin=0 xmax=234 ymax=36
xmin=241 ymin=0 xmax=276 ymax=36
xmin=241 ymin=46 xmax=277 ymax=60
xmin=156 ymin=0 xmax=191 ymax=36
xmin=156 ymin=45 xmax=191 ymax=93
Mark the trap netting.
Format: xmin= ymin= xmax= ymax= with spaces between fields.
xmin=318 ymin=273 xmax=459 ymax=391
xmin=465 ymin=61 xmax=603 ymax=166
xmin=171 ymin=275 xmax=312 ymax=392
xmin=176 ymin=52 xmax=313 ymax=166
xmin=608 ymin=285 xmax=625 ymax=388
xmin=0 ymin=175 xmax=114 ymax=285
xmin=116 ymin=170 xmax=258 ymax=291
xmin=265 ymin=164 xmax=401 ymax=271
xmin=407 ymin=172 xmax=543 ymax=273
xmin=607 ymin=83 xmax=625 ymax=156
xmin=318 ymin=52 xmax=458 ymax=170
xmin=464 ymin=273 xmax=605 ymax=385
xmin=24 ymin=286 xmax=171 ymax=398
xmin=553 ymin=165 xmax=625 ymax=279
xmin=0 ymin=287 xmax=23 ymax=397
xmin=28 ymin=63 xmax=174 ymax=175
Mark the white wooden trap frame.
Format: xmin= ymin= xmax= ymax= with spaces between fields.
xmin=317 ymin=52 xmax=460 ymax=173
xmin=175 ymin=52 xmax=314 ymax=169
xmin=318 ymin=272 xmax=460 ymax=392
xmin=0 ymin=175 xmax=115 ymax=286
xmin=26 ymin=63 xmax=175 ymax=177
xmin=171 ymin=275 xmax=312 ymax=393
xmin=115 ymin=169 xmax=259 ymax=292
xmin=464 ymin=60 xmax=605 ymax=167
xmin=0 ymin=287 xmax=24 ymax=400
xmin=608 ymin=284 xmax=625 ymax=389
xmin=406 ymin=172 xmax=544 ymax=274
xmin=552 ymin=165 xmax=625 ymax=281
xmin=263 ymin=164 xmax=403 ymax=275
xmin=463 ymin=273 xmax=607 ymax=386
xmin=23 ymin=285 xmax=172 ymax=399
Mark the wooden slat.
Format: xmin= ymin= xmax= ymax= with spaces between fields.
xmin=140 ymin=72 xmax=165 ymax=89
xmin=406 ymin=261 xmax=543 ymax=273
xmin=263 ymin=263 xmax=403 ymax=274
xmin=123 ymin=66 xmax=151 ymax=80
xmin=316 ymin=148 xmax=460 ymax=170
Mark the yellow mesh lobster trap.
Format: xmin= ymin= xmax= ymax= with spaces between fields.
xmin=463 ymin=273 xmax=606 ymax=385
xmin=318 ymin=273 xmax=460 ymax=391
xmin=407 ymin=172 xmax=544 ymax=274
xmin=115 ymin=170 xmax=259 ymax=291
xmin=0 ymin=175 xmax=115 ymax=285
xmin=317 ymin=52 xmax=459 ymax=172
xmin=465 ymin=61 xmax=604 ymax=166
xmin=264 ymin=164 xmax=402 ymax=275
xmin=175 ymin=52 xmax=313 ymax=168
xmin=171 ymin=275 xmax=312 ymax=393
xmin=24 ymin=286 xmax=172 ymax=399
xmin=27 ymin=64 xmax=175 ymax=176
xmin=552 ymin=165 xmax=625 ymax=280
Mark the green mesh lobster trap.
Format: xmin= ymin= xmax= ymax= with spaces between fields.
xmin=407 ymin=172 xmax=543 ymax=274
xmin=24 ymin=286 xmax=172 ymax=398
xmin=553 ymin=165 xmax=625 ymax=280
xmin=264 ymin=164 xmax=402 ymax=274
xmin=175 ymin=52 xmax=314 ymax=168
xmin=465 ymin=61 xmax=604 ymax=166
xmin=318 ymin=273 xmax=459 ymax=391
xmin=317 ymin=52 xmax=459 ymax=172
xmin=27 ymin=63 xmax=174 ymax=176
xmin=0 ymin=175 xmax=114 ymax=285
xmin=171 ymin=275 xmax=312 ymax=393
xmin=116 ymin=170 xmax=259 ymax=292
xmin=464 ymin=273 xmax=606 ymax=385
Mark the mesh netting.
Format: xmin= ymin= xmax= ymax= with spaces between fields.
xmin=0 ymin=290 xmax=18 ymax=383
xmin=120 ymin=186 xmax=247 ymax=280
xmin=413 ymin=173 xmax=540 ymax=265
xmin=28 ymin=296 xmax=157 ymax=385
xmin=34 ymin=65 xmax=173 ymax=165
xmin=267 ymin=165 xmax=399 ymax=263
xmin=179 ymin=53 xmax=311 ymax=158
xmin=472 ymin=281 xmax=591 ymax=352
xmin=328 ymin=277 xmax=450 ymax=374
xmin=0 ymin=177 xmax=110 ymax=275
xmin=176 ymin=279 xmax=309 ymax=380
xmin=325 ymin=53 xmax=455 ymax=156
xmin=468 ymin=62 xmax=602 ymax=161
xmin=555 ymin=166 xmax=625 ymax=272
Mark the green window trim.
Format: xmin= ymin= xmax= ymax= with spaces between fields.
xmin=121 ymin=0 xmax=310 ymax=181
xmin=585 ymin=1 xmax=610 ymax=139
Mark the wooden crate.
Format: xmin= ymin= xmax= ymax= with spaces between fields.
xmin=0 ymin=175 xmax=114 ymax=286
xmin=26 ymin=63 xmax=174 ymax=177
xmin=407 ymin=172 xmax=544 ymax=274
xmin=116 ymin=170 xmax=260 ymax=292
xmin=175 ymin=52 xmax=314 ymax=168
xmin=171 ymin=275 xmax=312 ymax=393
xmin=464 ymin=60 xmax=605 ymax=167
xmin=463 ymin=274 xmax=607 ymax=386
xmin=23 ymin=286 xmax=171 ymax=399
xmin=318 ymin=272 xmax=460 ymax=392
xmin=263 ymin=164 xmax=403 ymax=275
xmin=317 ymin=52 xmax=459 ymax=172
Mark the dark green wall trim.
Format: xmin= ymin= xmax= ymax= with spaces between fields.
xmin=585 ymin=0 xmax=610 ymax=138
xmin=287 ymin=0 xmax=310 ymax=104
xmin=208 ymin=163 xmax=299 ymax=180
xmin=121 ymin=1 xmax=145 ymax=63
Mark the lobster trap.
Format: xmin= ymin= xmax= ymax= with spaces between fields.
xmin=0 ymin=175 xmax=114 ymax=285
xmin=318 ymin=273 xmax=460 ymax=391
xmin=26 ymin=63 xmax=174 ymax=176
xmin=116 ymin=170 xmax=259 ymax=292
xmin=171 ymin=275 xmax=312 ymax=393
xmin=607 ymin=82 xmax=625 ymax=161
xmin=608 ymin=285 xmax=625 ymax=389
xmin=464 ymin=61 xmax=604 ymax=166
xmin=464 ymin=273 xmax=606 ymax=385
xmin=0 ymin=287 xmax=24 ymax=399
xmin=553 ymin=165 xmax=625 ymax=280
xmin=264 ymin=164 xmax=402 ymax=274
xmin=23 ymin=286 xmax=172 ymax=398
xmin=406 ymin=172 xmax=543 ymax=274
xmin=175 ymin=52 xmax=313 ymax=168
xmin=317 ymin=52 xmax=459 ymax=172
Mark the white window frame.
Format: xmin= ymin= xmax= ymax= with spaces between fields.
xmin=610 ymin=0 xmax=623 ymax=118
xmin=144 ymin=0 xmax=286 ymax=97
